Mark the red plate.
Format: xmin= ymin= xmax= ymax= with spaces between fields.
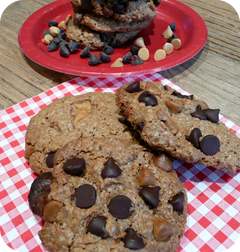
xmin=18 ymin=0 xmax=208 ymax=77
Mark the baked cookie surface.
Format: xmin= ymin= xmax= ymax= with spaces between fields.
xmin=117 ymin=81 xmax=240 ymax=173
xmin=25 ymin=92 xmax=138 ymax=174
xmin=36 ymin=137 xmax=187 ymax=252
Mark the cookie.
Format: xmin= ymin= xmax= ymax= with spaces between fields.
xmin=79 ymin=13 xmax=152 ymax=33
xmin=25 ymin=92 xmax=138 ymax=175
xmin=66 ymin=18 xmax=141 ymax=50
xmin=37 ymin=137 xmax=187 ymax=252
xmin=71 ymin=0 xmax=157 ymax=23
xmin=117 ymin=81 xmax=240 ymax=173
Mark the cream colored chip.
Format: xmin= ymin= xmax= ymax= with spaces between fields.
xmin=154 ymin=49 xmax=166 ymax=61
xmin=133 ymin=37 xmax=146 ymax=48
xmin=162 ymin=26 xmax=173 ymax=39
xmin=49 ymin=26 xmax=60 ymax=37
xmin=111 ymin=58 xmax=123 ymax=67
xmin=163 ymin=43 xmax=174 ymax=55
xmin=138 ymin=47 xmax=149 ymax=61
xmin=58 ymin=21 xmax=67 ymax=30
xmin=66 ymin=14 xmax=73 ymax=23
xmin=42 ymin=34 xmax=54 ymax=45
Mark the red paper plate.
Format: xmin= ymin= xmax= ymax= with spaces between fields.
xmin=18 ymin=0 xmax=208 ymax=77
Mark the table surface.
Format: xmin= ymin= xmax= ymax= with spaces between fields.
xmin=0 ymin=0 xmax=239 ymax=125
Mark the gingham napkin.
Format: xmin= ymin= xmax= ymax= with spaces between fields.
xmin=0 ymin=72 xmax=240 ymax=252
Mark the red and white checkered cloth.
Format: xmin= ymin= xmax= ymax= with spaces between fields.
xmin=0 ymin=72 xmax=240 ymax=252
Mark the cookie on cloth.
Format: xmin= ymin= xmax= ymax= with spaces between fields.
xmin=70 ymin=0 xmax=157 ymax=23
xmin=35 ymin=137 xmax=187 ymax=252
xmin=117 ymin=81 xmax=240 ymax=173
xmin=25 ymin=92 xmax=138 ymax=175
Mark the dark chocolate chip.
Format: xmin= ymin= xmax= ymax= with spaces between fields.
xmin=99 ymin=52 xmax=111 ymax=63
xmin=138 ymin=91 xmax=158 ymax=106
xmin=101 ymin=157 xmax=121 ymax=179
xmin=139 ymin=186 xmax=160 ymax=208
xmin=163 ymin=85 xmax=168 ymax=91
xmin=81 ymin=0 xmax=93 ymax=11
xmin=170 ymin=21 xmax=176 ymax=31
xmin=168 ymin=192 xmax=185 ymax=215
xmin=110 ymin=39 xmax=120 ymax=48
xmin=167 ymin=34 xmax=178 ymax=43
xmin=46 ymin=152 xmax=56 ymax=168
xmin=103 ymin=45 xmax=114 ymax=55
xmin=131 ymin=55 xmax=144 ymax=66
xmin=136 ymin=122 xmax=145 ymax=131
xmin=188 ymin=128 xmax=202 ymax=149
xmin=47 ymin=40 xmax=59 ymax=52
xmin=190 ymin=107 xmax=207 ymax=120
xmin=43 ymin=29 xmax=51 ymax=37
xmin=88 ymin=53 xmax=101 ymax=66
xmin=204 ymin=108 xmax=220 ymax=123
xmin=74 ymin=184 xmax=96 ymax=209
xmin=87 ymin=216 xmax=109 ymax=239
xmin=108 ymin=195 xmax=134 ymax=219
xmin=80 ymin=47 xmax=90 ymax=58
xmin=125 ymin=81 xmax=141 ymax=93
xmin=112 ymin=3 xmax=126 ymax=14
xmin=48 ymin=20 xmax=58 ymax=27
xmin=122 ymin=52 xmax=132 ymax=64
xmin=118 ymin=117 xmax=132 ymax=127
xmin=59 ymin=43 xmax=70 ymax=57
xmin=123 ymin=228 xmax=145 ymax=250
xmin=200 ymin=135 xmax=220 ymax=155
xmin=67 ymin=41 xmax=80 ymax=54
xmin=100 ymin=33 xmax=109 ymax=43
xmin=171 ymin=90 xmax=193 ymax=100
xmin=53 ymin=33 xmax=67 ymax=44
xmin=63 ymin=157 xmax=86 ymax=176
xmin=130 ymin=45 xmax=140 ymax=55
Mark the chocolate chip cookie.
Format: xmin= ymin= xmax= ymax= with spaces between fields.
xmin=36 ymin=137 xmax=187 ymax=252
xmin=117 ymin=81 xmax=240 ymax=173
xmin=25 ymin=92 xmax=138 ymax=175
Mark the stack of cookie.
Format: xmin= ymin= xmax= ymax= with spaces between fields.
xmin=66 ymin=0 xmax=159 ymax=50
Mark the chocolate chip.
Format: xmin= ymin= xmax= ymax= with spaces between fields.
xmin=43 ymin=29 xmax=51 ymax=37
xmin=108 ymin=195 xmax=134 ymax=219
xmin=138 ymin=91 xmax=158 ymax=106
xmin=168 ymin=192 xmax=185 ymax=215
xmin=100 ymin=33 xmax=109 ymax=42
xmin=122 ymin=52 xmax=132 ymax=64
xmin=204 ymin=108 xmax=220 ymax=123
xmin=47 ymin=40 xmax=59 ymax=52
xmin=130 ymin=45 xmax=140 ymax=55
xmin=46 ymin=152 xmax=56 ymax=168
xmin=139 ymin=186 xmax=160 ymax=208
xmin=136 ymin=122 xmax=145 ymax=131
xmin=200 ymin=135 xmax=220 ymax=155
xmin=48 ymin=20 xmax=58 ymax=27
xmin=170 ymin=21 xmax=176 ymax=31
xmin=190 ymin=107 xmax=207 ymax=120
xmin=112 ymin=3 xmax=126 ymax=14
xmin=80 ymin=47 xmax=90 ymax=58
xmin=63 ymin=157 xmax=86 ymax=176
xmin=87 ymin=216 xmax=109 ymax=239
xmin=110 ymin=39 xmax=120 ymax=48
xmin=101 ymin=157 xmax=121 ymax=179
xmin=74 ymin=184 xmax=96 ymax=209
xmin=123 ymin=228 xmax=145 ymax=250
xmin=103 ymin=45 xmax=114 ymax=55
xmin=67 ymin=41 xmax=80 ymax=54
xmin=171 ymin=90 xmax=193 ymax=100
xmin=167 ymin=34 xmax=178 ymax=43
xmin=81 ymin=0 xmax=93 ymax=11
xmin=88 ymin=54 xmax=101 ymax=66
xmin=125 ymin=81 xmax=141 ymax=93
xmin=163 ymin=85 xmax=168 ymax=91
xmin=131 ymin=55 xmax=144 ymax=66
xmin=53 ymin=32 xmax=67 ymax=44
xmin=188 ymin=128 xmax=202 ymax=149
xmin=99 ymin=52 xmax=111 ymax=63
xmin=59 ymin=43 xmax=70 ymax=57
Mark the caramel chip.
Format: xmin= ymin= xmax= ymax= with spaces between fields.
xmin=138 ymin=167 xmax=157 ymax=187
xmin=154 ymin=154 xmax=173 ymax=172
xmin=153 ymin=217 xmax=173 ymax=241
xmin=43 ymin=200 xmax=63 ymax=222
xmin=165 ymin=100 xmax=183 ymax=114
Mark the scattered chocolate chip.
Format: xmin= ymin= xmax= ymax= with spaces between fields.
xmin=131 ymin=55 xmax=144 ymax=66
xmin=167 ymin=34 xmax=178 ymax=43
xmin=46 ymin=152 xmax=56 ymax=168
xmin=170 ymin=21 xmax=176 ymax=31
xmin=53 ymin=32 xmax=67 ymax=44
xmin=110 ymin=39 xmax=121 ymax=48
xmin=130 ymin=45 xmax=140 ymax=55
xmin=122 ymin=52 xmax=132 ymax=64
xmin=67 ymin=41 xmax=80 ymax=54
xmin=87 ymin=216 xmax=109 ymax=239
xmin=136 ymin=122 xmax=145 ymax=131
xmin=100 ymin=33 xmax=109 ymax=42
xmin=108 ymin=195 xmax=134 ymax=219
xmin=63 ymin=157 xmax=86 ymax=176
xmin=123 ymin=228 xmax=145 ymax=250
xmin=190 ymin=107 xmax=207 ymax=120
xmin=112 ymin=3 xmax=126 ymax=14
xmin=59 ymin=43 xmax=70 ymax=57
xmin=188 ymin=128 xmax=202 ymax=149
xmin=80 ymin=47 xmax=90 ymax=58
xmin=118 ymin=117 xmax=132 ymax=127
xmin=47 ymin=40 xmax=59 ymax=52
xmin=171 ymin=90 xmax=193 ymax=100
xmin=99 ymin=52 xmax=111 ymax=63
xmin=74 ymin=184 xmax=96 ymax=209
xmin=163 ymin=85 xmax=168 ymax=91
xmin=125 ymin=81 xmax=141 ymax=93
xmin=139 ymin=186 xmax=160 ymax=208
xmin=48 ymin=20 xmax=58 ymax=27
xmin=28 ymin=172 xmax=53 ymax=216
xmin=138 ymin=91 xmax=158 ymax=106
xmin=43 ymin=29 xmax=51 ymax=37
xmin=168 ymin=192 xmax=185 ymax=215
xmin=204 ymin=108 xmax=220 ymax=123
xmin=103 ymin=45 xmax=114 ymax=55
xmin=101 ymin=157 xmax=121 ymax=179
xmin=88 ymin=53 xmax=101 ymax=66
xmin=200 ymin=135 xmax=220 ymax=155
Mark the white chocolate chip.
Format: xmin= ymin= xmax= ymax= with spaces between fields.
xmin=111 ymin=58 xmax=123 ymax=67
xmin=58 ymin=20 xmax=67 ymax=30
xmin=163 ymin=43 xmax=174 ymax=54
xmin=49 ymin=26 xmax=60 ymax=37
xmin=162 ymin=26 xmax=173 ymax=39
xmin=171 ymin=38 xmax=181 ymax=49
xmin=133 ymin=37 xmax=146 ymax=48
xmin=65 ymin=14 xmax=72 ymax=23
xmin=138 ymin=47 xmax=149 ymax=61
xmin=154 ymin=49 xmax=166 ymax=61
xmin=42 ymin=34 xmax=54 ymax=44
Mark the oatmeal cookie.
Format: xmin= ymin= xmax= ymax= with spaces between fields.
xmin=117 ymin=81 xmax=240 ymax=173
